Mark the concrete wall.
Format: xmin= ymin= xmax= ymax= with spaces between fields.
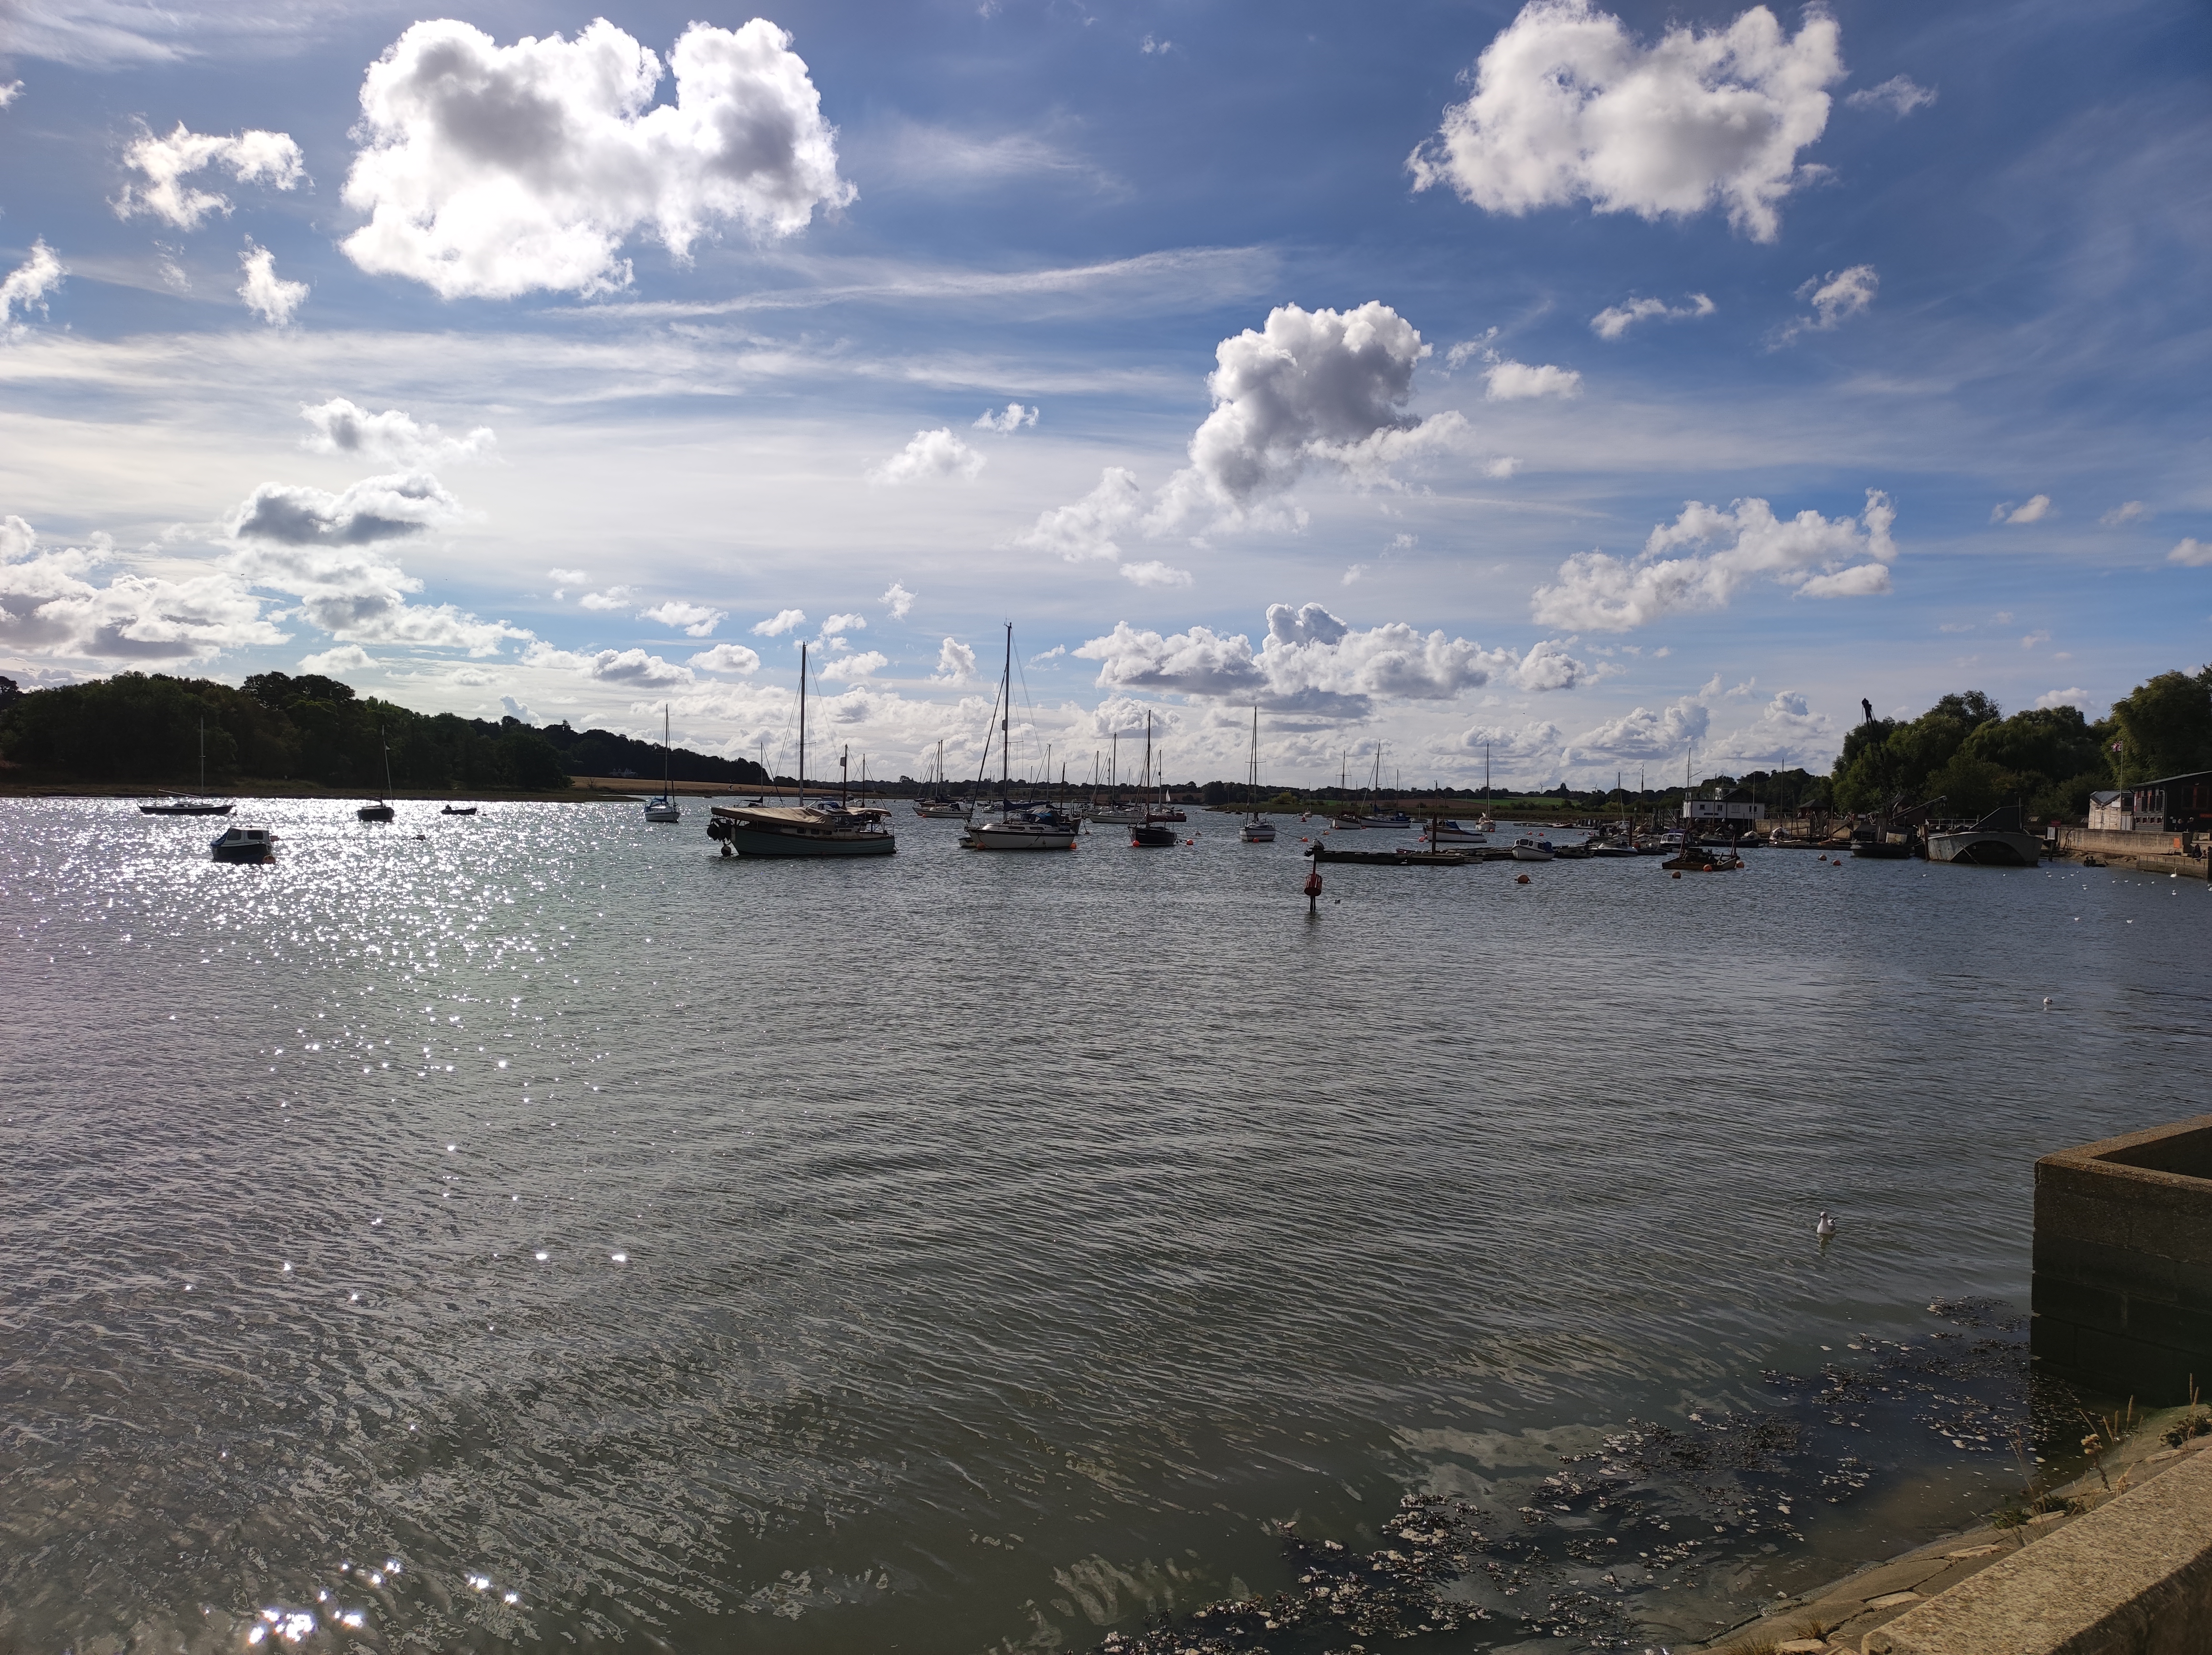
xmin=2059 ymin=825 xmax=2194 ymax=857
xmin=2033 ymin=1116 xmax=2212 ymax=1405
xmin=1874 ymin=1443 xmax=2212 ymax=1655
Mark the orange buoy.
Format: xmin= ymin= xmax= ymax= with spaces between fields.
xmin=1515 ymin=873 xmax=1530 ymax=885
xmin=1671 ymin=870 xmax=1682 ymax=879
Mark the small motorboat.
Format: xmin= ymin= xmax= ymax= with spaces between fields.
xmin=1510 ymin=837 xmax=1555 ymax=862
xmin=440 ymin=805 xmax=478 ymax=816
xmin=914 ymin=801 xmax=970 ymax=818
xmin=210 ymin=824 xmax=276 ymax=863
xmin=1663 ymin=843 xmax=1744 ymax=872
xmin=1589 ymin=839 xmax=1642 ymax=858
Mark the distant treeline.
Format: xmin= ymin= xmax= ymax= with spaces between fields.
xmin=0 ymin=671 xmax=767 ymax=793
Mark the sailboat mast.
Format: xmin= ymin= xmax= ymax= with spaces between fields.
xmin=1000 ymin=623 xmax=1012 ymax=807
xmin=798 ymin=642 xmax=807 ymax=806
xmin=663 ymin=703 xmax=672 ymax=797
xmin=198 ymin=717 xmax=206 ymax=795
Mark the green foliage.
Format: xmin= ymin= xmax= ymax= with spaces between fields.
xmin=2109 ymin=669 xmax=2212 ymax=784
xmin=0 ymin=670 xmax=571 ymax=792
xmin=1832 ymin=692 xmax=2123 ymax=821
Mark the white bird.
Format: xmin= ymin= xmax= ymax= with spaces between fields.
xmin=2042 ymin=997 xmax=2053 ymax=1009
xmin=1815 ymin=1210 xmax=1837 ymax=1239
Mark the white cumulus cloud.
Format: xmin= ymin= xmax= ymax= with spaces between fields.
xmin=1845 ymin=75 xmax=1936 ymax=118
xmin=819 ymin=649 xmax=887 ymax=681
xmin=2 ymin=240 xmax=66 ymax=334
xmin=236 ymin=241 xmax=307 ymax=325
xmin=2100 ymin=501 xmax=2148 ymax=527
xmin=2034 ymin=687 xmax=2089 ymax=711
xmin=1532 ymin=488 xmax=1896 ymax=631
xmin=298 ymin=643 xmax=377 ymax=675
xmin=1075 ymin=603 xmax=1581 ymax=721
xmin=639 ymin=599 xmax=724 ymax=635
xmin=1590 ymin=293 xmax=1714 ymax=340
xmin=1775 ymin=264 xmax=1876 ymax=345
xmin=753 ymin=607 xmax=806 ymax=635
xmin=688 ymin=642 xmax=760 ymax=674
xmin=116 ymin=122 xmax=305 ymax=230
xmin=1407 ymin=0 xmax=1844 ymax=243
xmin=872 ymin=428 xmax=984 ymax=483
xmin=822 ymin=612 xmax=866 ymax=638
xmin=340 ymin=18 xmax=853 ymax=300
xmin=301 ymin=398 xmax=495 ymax=466
xmin=2169 ymin=538 xmax=2212 ymax=567
xmin=974 ymin=402 xmax=1039 ymax=433
xmin=1567 ymin=695 xmax=1711 ymax=761
xmin=933 ymin=637 xmax=977 ymax=683
xmin=1992 ymin=494 xmax=2051 ymax=525
xmin=1483 ymin=358 xmax=1581 ymax=400
xmin=1015 ymin=466 xmax=1142 ymax=564
xmin=0 ymin=82 xmax=20 ymax=109
xmin=524 ymin=642 xmax=693 ymax=684
xmin=0 ymin=514 xmax=283 ymax=662
xmin=228 ymin=470 xmax=461 ymax=546
xmin=881 ymin=580 xmax=915 ymax=619
xmin=578 ymin=587 xmax=633 ymax=610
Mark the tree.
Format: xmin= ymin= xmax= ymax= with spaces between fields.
xmin=2109 ymin=669 xmax=2212 ymax=784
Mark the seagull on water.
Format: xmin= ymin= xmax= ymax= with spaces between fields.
xmin=2042 ymin=997 xmax=2052 ymax=1010
xmin=1816 ymin=1210 xmax=1837 ymax=1239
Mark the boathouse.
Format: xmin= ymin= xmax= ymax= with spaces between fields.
xmin=2105 ymin=769 xmax=2212 ymax=833
xmin=1681 ymin=786 xmax=1765 ymax=827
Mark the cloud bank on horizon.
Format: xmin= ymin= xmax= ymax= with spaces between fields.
xmin=0 ymin=0 xmax=2202 ymax=785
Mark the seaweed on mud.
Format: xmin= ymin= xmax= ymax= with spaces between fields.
xmin=1071 ymin=1300 xmax=2051 ymax=1655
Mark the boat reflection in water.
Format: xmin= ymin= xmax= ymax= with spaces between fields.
xmin=706 ymin=643 xmax=896 ymax=858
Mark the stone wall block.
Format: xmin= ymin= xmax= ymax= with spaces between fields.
xmin=2034 ymin=1235 xmax=2177 ymax=1303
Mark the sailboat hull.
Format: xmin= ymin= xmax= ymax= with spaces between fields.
xmin=962 ymin=822 xmax=1077 ymax=850
xmin=1239 ymin=822 xmax=1276 ymax=841
xmin=358 ymin=804 xmax=394 ymax=822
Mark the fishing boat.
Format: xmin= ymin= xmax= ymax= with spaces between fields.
xmin=914 ymin=740 xmax=968 ymax=817
xmin=1240 ymin=707 xmax=1276 ymax=842
xmin=707 ymin=644 xmax=896 ymax=857
xmin=357 ymin=727 xmax=396 ymax=821
xmin=141 ymin=719 xmax=235 ymax=815
xmin=210 ymin=824 xmax=276 ymax=863
xmin=644 ymin=705 xmax=682 ymax=822
xmin=1510 ymin=836 xmax=1555 ymax=862
xmin=962 ymin=625 xmax=1078 ymax=850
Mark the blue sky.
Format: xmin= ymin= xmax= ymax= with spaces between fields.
xmin=1 ymin=0 xmax=2206 ymax=786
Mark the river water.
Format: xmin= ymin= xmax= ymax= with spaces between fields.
xmin=2 ymin=797 xmax=2205 ymax=1653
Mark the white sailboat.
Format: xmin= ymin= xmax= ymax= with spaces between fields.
xmin=1240 ymin=705 xmax=1275 ymax=842
xmin=644 ymin=704 xmax=682 ymax=822
xmin=962 ymin=624 xmax=1078 ymax=850
xmin=708 ymin=645 xmax=896 ymax=856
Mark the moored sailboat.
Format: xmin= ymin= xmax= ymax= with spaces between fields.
xmin=140 ymin=719 xmax=235 ymax=815
xmin=644 ymin=704 xmax=682 ymax=822
xmin=1240 ymin=705 xmax=1275 ymax=842
xmin=962 ymin=624 xmax=1078 ymax=850
xmin=707 ymin=644 xmax=896 ymax=857
xmin=357 ymin=727 xmax=396 ymax=821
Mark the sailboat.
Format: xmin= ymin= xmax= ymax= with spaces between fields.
xmin=1091 ymin=729 xmax=1146 ymax=824
xmin=1240 ymin=706 xmax=1275 ymax=842
xmin=644 ymin=704 xmax=682 ymax=822
xmin=1129 ymin=712 xmax=1178 ymax=847
xmin=357 ymin=726 xmax=396 ymax=821
xmin=141 ymin=717 xmax=236 ymax=815
xmin=707 ymin=645 xmax=896 ymax=856
xmin=962 ymin=624 xmax=1078 ymax=850
xmin=914 ymin=739 xmax=967 ymax=817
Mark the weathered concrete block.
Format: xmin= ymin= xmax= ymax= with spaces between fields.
xmin=1875 ymin=1440 xmax=2212 ymax=1655
xmin=2033 ymin=1116 xmax=2212 ymax=1404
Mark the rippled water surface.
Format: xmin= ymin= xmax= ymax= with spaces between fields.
xmin=3 ymin=797 xmax=2206 ymax=1653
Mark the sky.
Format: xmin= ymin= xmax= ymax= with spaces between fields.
xmin=1 ymin=0 xmax=2206 ymax=788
